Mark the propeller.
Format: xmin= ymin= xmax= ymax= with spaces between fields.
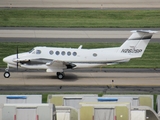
xmin=16 ymin=46 xmax=18 ymax=70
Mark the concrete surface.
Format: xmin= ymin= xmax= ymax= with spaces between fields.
xmin=0 ymin=72 xmax=160 ymax=86
xmin=0 ymin=0 xmax=160 ymax=8
xmin=0 ymin=29 xmax=160 ymax=38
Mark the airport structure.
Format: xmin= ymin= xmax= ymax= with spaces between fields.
xmin=48 ymin=94 xmax=154 ymax=110
xmin=47 ymin=94 xmax=160 ymax=120
xmin=131 ymin=106 xmax=159 ymax=120
xmin=102 ymin=94 xmax=154 ymax=109
xmin=0 ymin=94 xmax=159 ymax=120
xmin=47 ymin=94 xmax=98 ymax=109
xmin=0 ymin=95 xmax=42 ymax=104
xmin=0 ymin=103 xmax=56 ymax=120
xmin=78 ymin=102 xmax=159 ymax=120
xmin=157 ymin=95 xmax=160 ymax=115
xmin=79 ymin=102 xmax=131 ymax=120
xmin=56 ymin=106 xmax=78 ymax=120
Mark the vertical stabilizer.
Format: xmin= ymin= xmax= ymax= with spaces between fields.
xmin=118 ymin=30 xmax=157 ymax=58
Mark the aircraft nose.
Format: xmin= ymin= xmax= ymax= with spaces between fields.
xmin=3 ymin=56 xmax=14 ymax=63
xmin=3 ymin=57 xmax=10 ymax=63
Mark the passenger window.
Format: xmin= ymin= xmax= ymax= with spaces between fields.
xmin=36 ymin=50 xmax=41 ymax=54
xmin=93 ymin=53 xmax=97 ymax=57
xmin=67 ymin=51 xmax=71 ymax=56
xmin=56 ymin=51 xmax=60 ymax=55
xmin=49 ymin=50 xmax=54 ymax=55
xmin=73 ymin=52 xmax=77 ymax=56
xmin=61 ymin=51 xmax=65 ymax=56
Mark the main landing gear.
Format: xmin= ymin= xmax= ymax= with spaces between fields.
xmin=4 ymin=69 xmax=10 ymax=78
xmin=56 ymin=72 xmax=65 ymax=79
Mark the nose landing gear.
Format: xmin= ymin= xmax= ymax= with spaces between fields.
xmin=4 ymin=69 xmax=10 ymax=78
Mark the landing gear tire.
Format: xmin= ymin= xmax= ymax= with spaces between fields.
xmin=57 ymin=72 xmax=65 ymax=79
xmin=4 ymin=72 xmax=10 ymax=78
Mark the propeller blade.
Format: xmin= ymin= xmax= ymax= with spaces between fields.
xmin=16 ymin=46 xmax=18 ymax=70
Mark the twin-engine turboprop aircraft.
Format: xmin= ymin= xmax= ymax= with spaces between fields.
xmin=3 ymin=30 xmax=157 ymax=79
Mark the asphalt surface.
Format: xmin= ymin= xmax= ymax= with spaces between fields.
xmin=1 ymin=85 xmax=160 ymax=94
xmin=1 ymin=38 xmax=160 ymax=43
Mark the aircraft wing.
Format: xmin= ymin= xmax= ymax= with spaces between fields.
xmin=46 ymin=60 xmax=64 ymax=67
xmin=46 ymin=60 xmax=76 ymax=69
xmin=46 ymin=60 xmax=76 ymax=72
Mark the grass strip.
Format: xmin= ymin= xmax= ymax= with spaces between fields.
xmin=0 ymin=42 xmax=160 ymax=68
xmin=0 ymin=9 xmax=160 ymax=28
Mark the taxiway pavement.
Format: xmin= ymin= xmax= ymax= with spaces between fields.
xmin=0 ymin=28 xmax=160 ymax=39
xmin=0 ymin=28 xmax=159 ymax=43
xmin=0 ymin=71 xmax=160 ymax=86
xmin=0 ymin=0 xmax=160 ymax=8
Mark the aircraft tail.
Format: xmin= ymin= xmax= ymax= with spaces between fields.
xmin=118 ymin=30 xmax=157 ymax=58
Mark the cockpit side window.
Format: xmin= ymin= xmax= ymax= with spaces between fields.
xmin=29 ymin=48 xmax=35 ymax=53
xmin=29 ymin=48 xmax=35 ymax=54
xmin=36 ymin=50 xmax=41 ymax=54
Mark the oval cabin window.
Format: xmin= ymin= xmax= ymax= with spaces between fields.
xmin=49 ymin=50 xmax=54 ymax=55
xmin=93 ymin=53 xmax=97 ymax=57
xmin=56 ymin=51 xmax=60 ymax=55
xmin=73 ymin=52 xmax=77 ymax=56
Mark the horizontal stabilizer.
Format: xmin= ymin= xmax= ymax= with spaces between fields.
xmin=130 ymin=30 xmax=157 ymax=34
xmin=129 ymin=30 xmax=157 ymax=40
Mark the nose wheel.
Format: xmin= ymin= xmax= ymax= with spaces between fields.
xmin=4 ymin=71 xmax=10 ymax=78
xmin=57 ymin=72 xmax=65 ymax=79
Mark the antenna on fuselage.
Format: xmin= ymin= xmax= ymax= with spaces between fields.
xmin=78 ymin=45 xmax=83 ymax=49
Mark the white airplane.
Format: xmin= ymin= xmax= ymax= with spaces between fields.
xmin=3 ymin=30 xmax=157 ymax=79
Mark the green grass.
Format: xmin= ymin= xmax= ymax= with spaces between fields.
xmin=1 ymin=42 xmax=160 ymax=68
xmin=0 ymin=9 xmax=160 ymax=27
